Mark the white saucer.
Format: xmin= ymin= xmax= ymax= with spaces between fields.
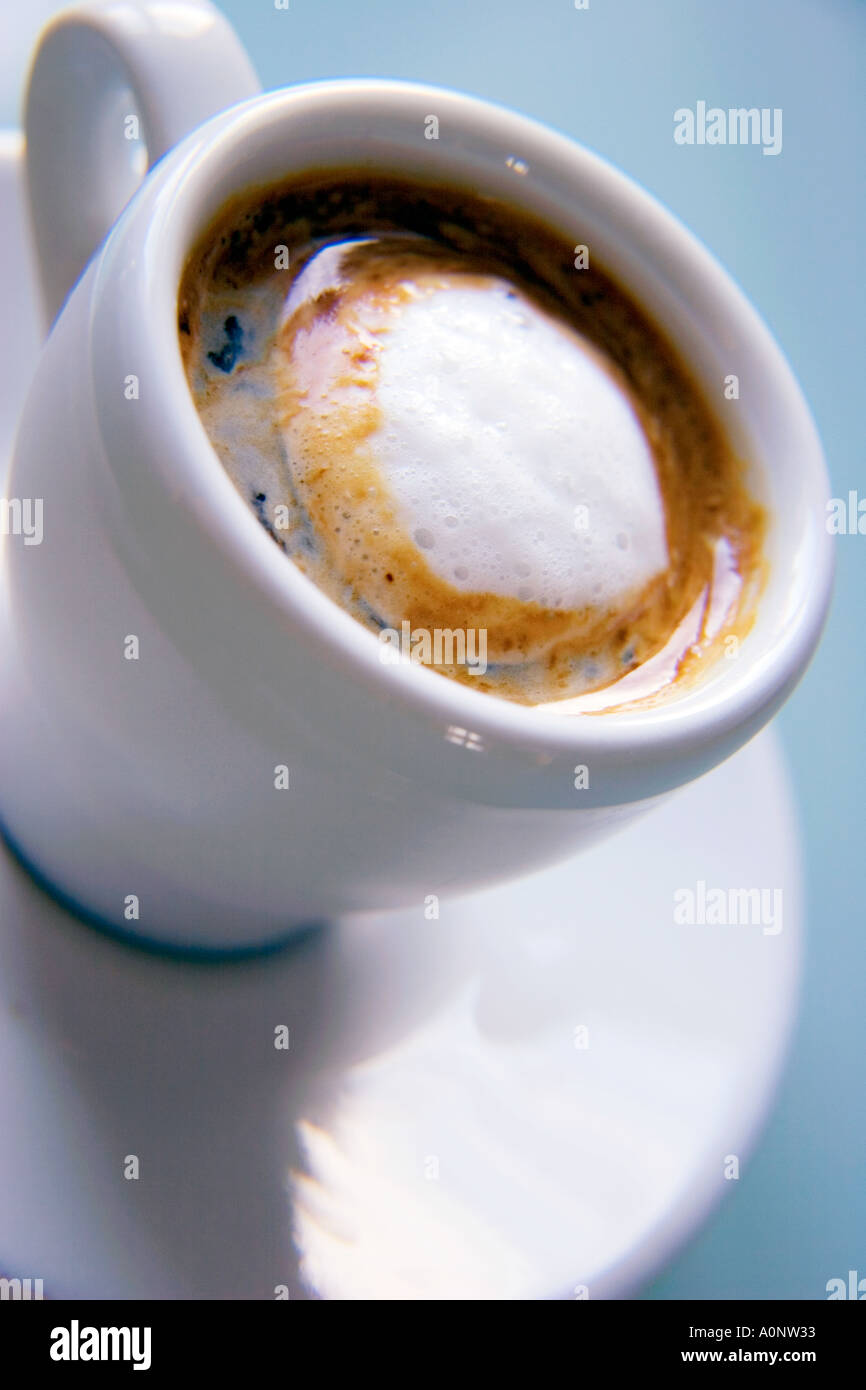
xmin=0 ymin=130 xmax=801 ymax=1299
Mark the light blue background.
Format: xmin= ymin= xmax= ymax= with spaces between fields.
xmin=210 ymin=0 xmax=864 ymax=1300
xmin=5 ymin=0 xmax=863 ymax=1298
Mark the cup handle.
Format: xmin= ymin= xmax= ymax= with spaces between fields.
xmin=23 ymin=0 xmax=261 ymax=326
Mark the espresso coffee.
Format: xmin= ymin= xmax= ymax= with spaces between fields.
xmin=178 ymin=171 xmax=765 ymax=709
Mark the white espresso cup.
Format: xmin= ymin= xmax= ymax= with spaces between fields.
xmin=0 ymin=0 xmax=833 ymax=952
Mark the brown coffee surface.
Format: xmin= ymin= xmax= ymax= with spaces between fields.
xmin=178 ymin=171 xmax=766 ymax=709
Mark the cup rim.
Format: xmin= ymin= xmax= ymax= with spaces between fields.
xmin=99 ymin=77 xmax=834 ymax=770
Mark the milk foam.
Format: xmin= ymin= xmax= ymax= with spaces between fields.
xmin=280 ymin=245 xmax=668 ymax=614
